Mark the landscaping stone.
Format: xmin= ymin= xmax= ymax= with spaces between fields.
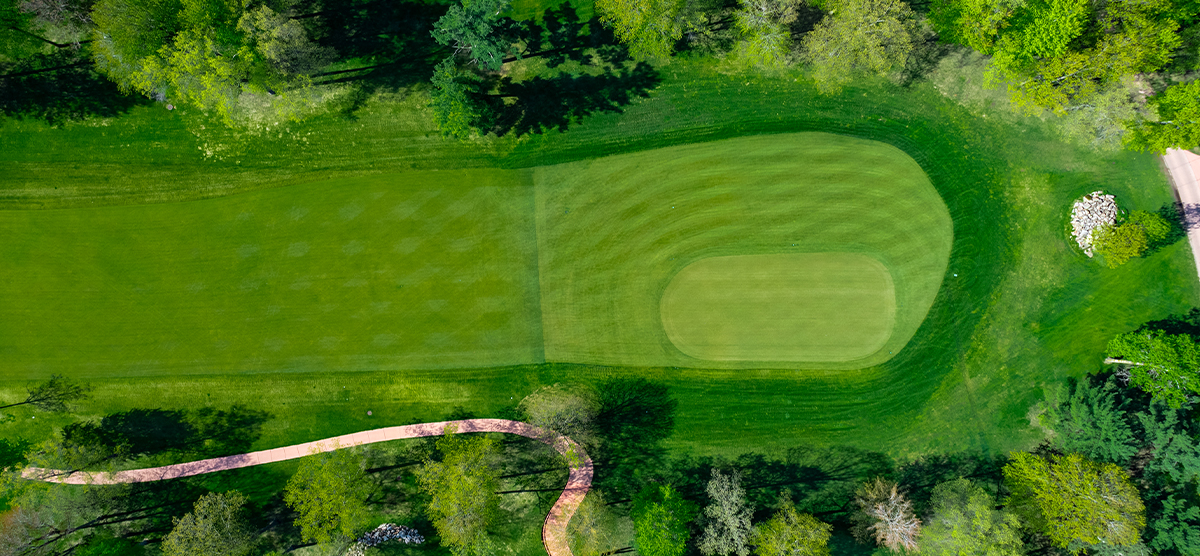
xmin=1070 ymin=191 xmax=1118 ymax=257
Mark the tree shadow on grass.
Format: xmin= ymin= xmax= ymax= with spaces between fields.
xmin=0 ymin=50 xmax=147 ymax=124
xmin=1139 ymin=308 xmax=1200 ymax=337
xmin=62 ymin=405 xmax=271 ymax=462
xmin=488 ymin=62 xmax=660 ymax=136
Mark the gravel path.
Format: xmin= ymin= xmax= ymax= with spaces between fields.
xmin=1163 ymin=148 xmax=1200 ymax=280
xmin=22 ymin=418 xmax=592 ymax=556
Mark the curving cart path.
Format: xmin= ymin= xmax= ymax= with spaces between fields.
xmin=22 ymin=419 xmax=593 ymax=556
xmin=1163 ymin=148 xmax=1200 ymax=280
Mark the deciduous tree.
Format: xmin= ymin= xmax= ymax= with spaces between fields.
xmin=1107 ymin=329 xmax=1200 ymax=407
xmin=568 ymin=490 xmax=622 ymax=556
xmin=1094 ymin=210 xmax=1172 ymax=268
xmin=749 ymin=499 xmax=832 ymax=556
xmin=731 ymin=0 xmax=801 ymax=68
xmin=162 ymin=491 xmax=254 ymax=556
xmin=801 ymin=0 xmax=916 ymax=93
xmin=1003 ymin=451 xmax=1145 ymax=549
xmin=852 ymin=477 xmax=920 ymax=552
xmin=919 ymin=479 xmax=1023 ymax=556
xmin=1129 ymin=80 xmax=1200 ymax=153
xmin=596 ymin=0 xmax=685 ymax=60
xmin=698 ymin=469 xmax=753 ymax=556
xmin=632 ymin=483 xmax=696 ymax=556
xmin=415 ymin=427 xmax=501 ymax=556
xmin=519 ymin=383 xmax=600 ymax=443
xmin=283 ymin=443 xmax=371 ymax=545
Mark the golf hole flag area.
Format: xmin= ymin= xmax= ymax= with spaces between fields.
xmin=0 ymin=133 xmax=951 ymax=378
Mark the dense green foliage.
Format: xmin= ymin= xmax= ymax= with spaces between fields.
xmin=632 ymin=484 xmax=697 ymax=556
xmin=919 ymin=479 xmax=1023 ymax=556
xmin=162 ymin=491 xmax=255 ymax=556
xmin=697 ymin=470 xmax=753 ymax=556
xmin=595 ymin=0 xmax=684 ymax=59
xmin=282 ymin=445 xmax=371 ymax=545
xmin=1003 ymin=451 xmax=1145 ymax=548
xmin=1107 ymin=329 xmax=1200 ymax=407
xmin=748 ymin=502 xmax=832 ymax=556
xmin=1094 ymin=210 xmax=1173 ymax=267
xmin=415 ymin=429 xmax=502 ymax=556
xmin=1129 ymin=79 xmax=1200 ymax=152
xmin=801 ymin=0 xmax=916 ymax=93
xmin=432 ymin=0 xmax=518 ymax=70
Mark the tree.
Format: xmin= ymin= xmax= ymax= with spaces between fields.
xmin=568 ymin=490 xmax=622 ymax=556
xmin=852 ymin=477 xmax=920 ymax=552
xmin=930 ymin=0 xmax=1022 ymax=53
xmin=749 ymin=499 xmax=832 ymax=556
xmin=801 ymin=0 xmax=916 ymax=93
xmin=731 ymin=0 xmax=801 ymax=68
xmin=1045 ymin=378 xmax=1139 ymax=465
xmin=1003 ymin=451 xmax=1145 ymax=549
xmin=162 ymin=491 xmax=254 ymax=556
xmin=1094 ymin=210 xmax=1172 ymax=268
xmin=236 ymin=5 xmax=334 ymax=76
xmin=430 ymin=59 xmax=488 ymax=138
xmin=1129 ymin=80 xmax=1200 ymax=153
xmin=432 ymin=0 xmax=518 ymax=71
xmin=0 ymin=374 xmax=91 ymax=412
xmin=989 ymin=0 xmax=1180 ymax=112
xmin=283 ymin=443 xmax=372 ymax=545
xmin=632 ymin=483 xmax=697 ymax=556
xmin=596 ymin=0 xmax=685 ymax=60
xmin=1107 ymin=329 xmax=1200 ymax=407
xmin=415 ymin=427 xmax=501 ymax=556
xmin=919 ymin=479 xmax=1023 ymax=556
xmin=697 ymin=469 xmax=753 ymax=556
xmin=519 ymin=383 xmax=600 ymax=443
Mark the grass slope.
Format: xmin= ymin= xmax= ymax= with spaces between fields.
xmin=1 ymin=60 xmax=1196 ymax=460
xmin=661 ymin=253 xmax=897 ymax=362
xmin=0 ymin=170 xmax=544 ymax=378
xmin=535 ymin=133 xmax=952 ymax=369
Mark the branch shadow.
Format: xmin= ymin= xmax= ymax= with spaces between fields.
xmin=0 ymin=50 xmax=147 ymax=124
xmin=62 ymin=405 xmax=271 ymax=463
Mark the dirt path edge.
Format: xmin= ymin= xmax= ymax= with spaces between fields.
xmin=21 ymin=418 xmax=593 ymax=556
xmin=1163 ymin=148 xmax=1200 ymax=281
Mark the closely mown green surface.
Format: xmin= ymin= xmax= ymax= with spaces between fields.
xmin=535 ymin=133 xmax=951 ymax=368
xmin=0 ymin=170 xmax=544 ymax=378
xmin=661 ymin=253 xmax=897 ymax=362
xmin=1 ymin=58 xmax=1197 ymax=461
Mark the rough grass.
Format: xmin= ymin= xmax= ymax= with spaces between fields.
xmin=535 ymin=133 xmax=952 ymax=368
xmin=0 ymin=170 xmax=544 ymax=379
xmin=0 ymin=59 xmax=1196 ymax=462
xmin=660 ymin=253 xmax=897 ymax=362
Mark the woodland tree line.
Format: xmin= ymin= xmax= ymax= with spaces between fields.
xmin=0 ymin=0 xmax=1197 ymax=147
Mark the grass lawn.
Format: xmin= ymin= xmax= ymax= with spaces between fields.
xmin=661 ymin=253 xmax=897 ymax=362
xmin=535 ymin=133 xmax=952 ymax=368
xmin=0 ymin=170 xmax=544 ymax=378
xmin=1 ymin=58 xmax=1197 ymax=463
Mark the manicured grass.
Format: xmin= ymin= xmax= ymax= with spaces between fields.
xmin=1 ymin=59 xmax=1197 ymax=463
xmin=661 ymin=253 xmax=897 ymax=362
xmin=534 ymin=133 xmax=951 ymax=369
xmin=0 ymin=170 xmax=544 ymax=379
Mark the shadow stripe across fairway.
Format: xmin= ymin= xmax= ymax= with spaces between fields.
xmin=0 ymin=170 xmax=544 ymax=378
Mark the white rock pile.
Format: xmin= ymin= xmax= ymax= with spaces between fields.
xmin=1070 ymin=191 xmax=1119 ymax=257
xmin=346 ymin=524 xmax=424 ymax=556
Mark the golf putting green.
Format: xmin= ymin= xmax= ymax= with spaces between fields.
xmin=660 ymin=253 xmax=896 ymax=362
xmin=0 ymin=133 xmax=952 ymax=378
xmin=535 ymin=132 xmax=953 ymax=369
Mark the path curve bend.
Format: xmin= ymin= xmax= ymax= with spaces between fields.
xmin=22 ymin=419 xmax=592 ymax=556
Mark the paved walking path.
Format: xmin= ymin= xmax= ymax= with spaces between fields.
xmin=22 ymin=419 xmax=592 ymax=556
xmin=1163 ymin=148 xmax=1200 ymax=279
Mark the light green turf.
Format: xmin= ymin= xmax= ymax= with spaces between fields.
xmin=0 ymin=170 xmax=544 ymax=379
xmin=661 ymin=253 xmax=897 ymax=362
xmin=534 ymin=133 xmax=953 ymax=369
